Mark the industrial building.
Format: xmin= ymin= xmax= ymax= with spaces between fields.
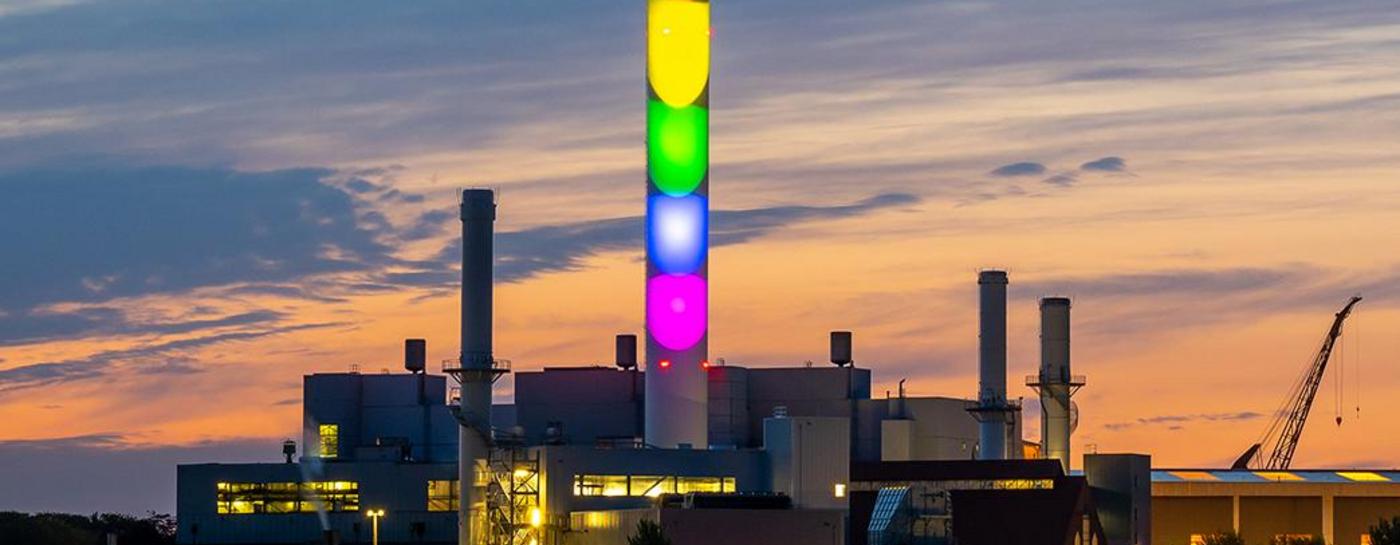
xmin=174 ymin=1 xmax=1400 ymax=544
xmin=1152 ymin=469 xmax=1400 ymax=545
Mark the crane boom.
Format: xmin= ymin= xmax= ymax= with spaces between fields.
xmin=1231 ymin=296 xmax=1362 ymax=470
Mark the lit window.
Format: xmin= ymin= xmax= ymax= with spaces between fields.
xmin=630 ymin=476 xmax=675 ymax=497
xmin=427 ymin=480 xmax=459 ymax=512
xmin=575 ymin=475 xmax=629 ymax=497
xmin=318 ymin=424 xmax=339 ymax=459
xmin=1189 ymin=535 xmax=1205 ymax=545
xmin=573 ymin=474 xmax=735 ymax=497
xmin=1363 ymin=535 xmax=1373 ymax=545
xmin=216 ymin=481 xmax=358 ymax=515
xmin=676 ymin=476 xmax=724 ymax=494
xmin=834 ymin=483 xmax=847 ymax=498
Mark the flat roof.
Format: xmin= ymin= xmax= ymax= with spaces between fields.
xmin=1151 ymin=469 xmax=1400 ymax=484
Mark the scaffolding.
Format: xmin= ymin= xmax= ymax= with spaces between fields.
xmin=486 ymin=447 xmax=542 ymax=545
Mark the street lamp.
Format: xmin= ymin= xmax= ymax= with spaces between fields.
xmin=365 ymin=509 xmax=386 ymax=545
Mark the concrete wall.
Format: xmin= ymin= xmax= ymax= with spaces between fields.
xmin=1335 ymin=497 xmax=1400 ymax=545
xmin=303 ymin=373 xmax=454 ymax=462
xmin=1240 ymin=497 xmax=1321 ymax=544
xmin=515 ymin=367 xmax=642 ymax=445
xmin=567 ymin=508 xmax=845 ymax=545
xmin=661 ymin=508 xmax=845 ymax=545
xmin=763 ymin=416 xmax=850 ymax=510
xmin=1152 ymin=497 xmax=1234 ymax=545
xmin=1153 ymin=480 xmax=1400 ymax=545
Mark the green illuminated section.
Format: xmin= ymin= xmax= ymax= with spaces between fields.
xmin=648 ymin=100 xmax=708 ymax=196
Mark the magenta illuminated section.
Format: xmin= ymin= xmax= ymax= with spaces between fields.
xmin=646 ymin=274 xmax=707 ymax=351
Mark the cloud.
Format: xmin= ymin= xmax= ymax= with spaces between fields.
xmin=400 ymin=192 xmax=921 ymax=285
xmin=1042 ymin=173 xmax=1078 ymax=187
xmin=1080 ymin=156 xmax=1127 ymax=173
xmin=0 ymin=165 xmax=397 ymax=314
xmin=0 ymin=308 xmax=285 ymax=346
xmin=1103 ymin=411 xmax=1264 ymax=431
xmin=0 ymin=321 xmax=346 ymax=392
xmin=989 ymin=162 xmax=1047 ymax=177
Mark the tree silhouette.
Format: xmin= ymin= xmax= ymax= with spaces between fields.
xmin=627 ymin=519 xmax=671 ymax=545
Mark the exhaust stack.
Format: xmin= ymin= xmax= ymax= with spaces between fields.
xmin=968 ymin=270 xmax=1016 ymax=460
xmin=1029 ymin=297 xmax=1084 ymax=471
xmin=455 ymin=188 xmax=497 ymax=545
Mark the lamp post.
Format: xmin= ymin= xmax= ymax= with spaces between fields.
xmin=365 ymin=509 xmax=386 ymax=545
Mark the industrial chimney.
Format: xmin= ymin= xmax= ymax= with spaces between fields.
xmin=616 ymin=334 xmax=638 ymax=370
xmin=405 ymin=338 xmax=426 ymax=374
xmin=968 ymin=270 xmax=1016 ymax=460
xmin=1029 ymin=297 xmax=1085 ymax=471
xmin=830 ymin=331 xmax=853 ymax=367
xmin=455 ymin=188 xmax=497 ymax=545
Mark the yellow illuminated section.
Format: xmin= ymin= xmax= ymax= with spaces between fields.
xmin=1338 ymin=471 xmax=1389 ymax=482
xmin=574 ymin=474 xmax=735 ymax=497
xmin=216 ymin=481 xmax=358 ymax=514
xmin=1255 ymin=471 xmax=1304 ymax=482
xmin=427 ymin=479 xmax=459 ymax=512
xmin=1170 ymin=471 xmax=1220 ymax=481
xmin=318 ymin=423 xmax=339 ymax=458
xmin=647 ymin=0 xmax=710 ymax=106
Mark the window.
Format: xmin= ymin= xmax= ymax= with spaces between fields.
xmin=573 ymin=474 xmax=736 ymax=497
xmin=318 ymin=424 xmax=339 ymax=458
xmin=427 ymin=480 xmax=459 ymax=512
xmin=1190 ymin=535 xmax=1205 ymax=545
xmin=1362 ymin=535 xmax=1373 ymax=545
xmin=216 ymin=481 xmax=358 ymax=515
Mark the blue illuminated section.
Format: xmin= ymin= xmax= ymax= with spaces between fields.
xmin=647 ymin=194 xmax=708 ymax=275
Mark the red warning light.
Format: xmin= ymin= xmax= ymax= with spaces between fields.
xmin=659 ymin=359 xmax=672 ymax=368
xmin=701 ymin=360 xmax=710 ymax=368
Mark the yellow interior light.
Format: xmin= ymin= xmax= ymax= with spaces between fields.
xmin=1254 ymin=471 xmax=1304 ymax=482
xmin=834 ymin=483 xmax=847 ymax=498
xmin=1170 ymin=471 xmax=1220 ymax=481
xmin=530 ymin=507 xmax=543 ymax=528
xmin=647 ymin=0 xmax=709 ymax=106
xmin=1339 ymin=471 xmax=1389 ymax=482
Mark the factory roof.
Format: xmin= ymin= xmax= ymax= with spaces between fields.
xmin=1151 ymin=469 xmax=1400 ymax=483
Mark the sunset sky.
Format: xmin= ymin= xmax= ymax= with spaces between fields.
xmin=2 ymin=0 xmax=1399 ymax=515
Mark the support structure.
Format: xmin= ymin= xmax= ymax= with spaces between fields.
xmin=1027 ymin=297 xmax=1085 ymax=471
xmin=644 ymin=0 xmax=711 ymax=449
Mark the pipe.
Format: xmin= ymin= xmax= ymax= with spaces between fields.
xmin=458 ymin=188 xmax=496 ymax=545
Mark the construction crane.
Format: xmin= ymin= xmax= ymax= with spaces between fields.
xmin=1231 ymin=296 xmax=1362 ymax=470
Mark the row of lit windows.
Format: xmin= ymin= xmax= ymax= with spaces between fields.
xmin=573 ymin=474 xmax=736 ymax=497
xmin=216 ymin=481 xmax=359 ymax=515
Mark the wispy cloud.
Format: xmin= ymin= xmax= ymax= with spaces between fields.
xmin=1104 ymin=411 xmax=1264 ymax=431
xmin=989 ymin=162 xmax=1047 ymax=177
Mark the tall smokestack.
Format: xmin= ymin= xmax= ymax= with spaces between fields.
xmin=1033 ymin=297 xmax=1083 ymax=471
xmin=969 ymin=270 xmax=1012 ymax=460
xmin=644 ymin=0 xmax=711 ymax=448
xmin=458 ymin=188 xmax=496 ymax=545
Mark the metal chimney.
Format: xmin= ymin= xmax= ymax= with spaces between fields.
xmin=830 ymin=331 xmax=853 ymax=366
xmin=968 ymin=270 xmax=1014 ymax=460
xmin=616 ymin=334 xmax=638 ymax=370
xmin=405 ymin=338 xmax=426 ymax=374
xmin=455 ymin=188 xmax=497 ymax=545
xmin=1029 ymin=297 xmax=1084 ymax=471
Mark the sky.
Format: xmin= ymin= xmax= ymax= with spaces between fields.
xmin=2 ymin=0 xmax=1399 ymax=515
